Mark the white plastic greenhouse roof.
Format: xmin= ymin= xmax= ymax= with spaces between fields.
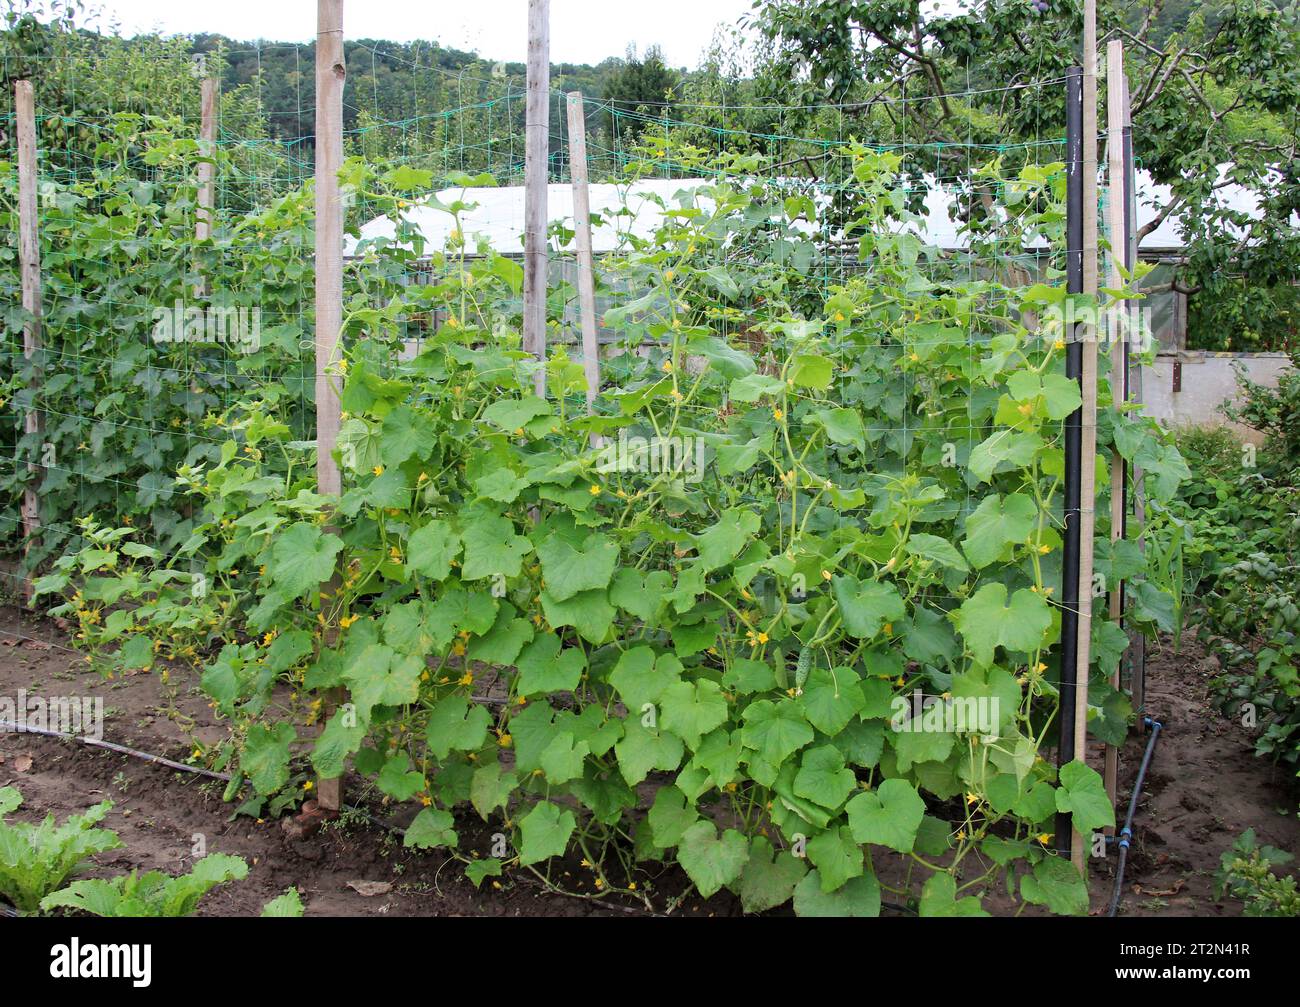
xmin=346 ymin=178 xmax=726 ymax=257
xmin=344 ymin=169 xmax=1269 ymax=257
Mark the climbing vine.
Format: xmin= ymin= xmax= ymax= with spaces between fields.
xmin=29 ymin=137 xmax=1189 ymax=914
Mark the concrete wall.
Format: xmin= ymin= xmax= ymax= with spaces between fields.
xmin=1141 ymin=352 xmax=1292 ymax=442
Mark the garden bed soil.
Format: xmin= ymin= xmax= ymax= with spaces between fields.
xmin=0 ymin=605 xmax=1294 ymax=917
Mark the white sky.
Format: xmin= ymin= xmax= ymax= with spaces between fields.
xmin=84 ymin=0 xmax=757 ymax=67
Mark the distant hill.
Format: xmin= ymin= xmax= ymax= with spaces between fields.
xmin=189 ymin=34 xmax=679 ymax=145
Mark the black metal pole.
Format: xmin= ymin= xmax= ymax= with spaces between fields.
xmin=1056 ymin=66 xmax=1084 ymax=858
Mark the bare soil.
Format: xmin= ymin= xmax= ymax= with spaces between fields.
xmin=0 ymin=605 xmax=1294 ymax=917
xmin=1101 ymin=634 xmax=1299 ymax=915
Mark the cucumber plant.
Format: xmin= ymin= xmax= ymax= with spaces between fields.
xmin=34 ymin=141 xmax=1189 ymax=915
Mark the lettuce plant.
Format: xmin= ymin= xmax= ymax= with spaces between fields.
xmin=40 ymin=853 xmax=249 ymax=917
xmin=0 ymin=787 xmax=123 ymax=914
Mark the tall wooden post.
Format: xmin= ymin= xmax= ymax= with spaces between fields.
xmin=194 ymin=77 xmax=219 ymax=298
xmin=566 ymin=91 xmax=600 ymax=417
xmin=196 ymin=77 xmax=218 ymax=242
xmin=314 ymin=0 xmax=345 ymax=812
xmin=1071 ymin=0 xmax=1101 ymax=876
xmin=1103 ymin=39 xmax=1128 ymax=827
xmin=314 ymin=3 xmax=344 ymax=501
xmin=15 ymin=80 xmax=43 ymax=604
xmin=1123 ymin=74 xmax=1146 ymax=724
xmin=524 ymin=0 xmax=550 ymax=396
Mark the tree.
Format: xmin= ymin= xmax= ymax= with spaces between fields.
xmin=752 ymin=0 xmax=1300 ymax=349
xmin=602 ymin=44 xmax=680 ymax=139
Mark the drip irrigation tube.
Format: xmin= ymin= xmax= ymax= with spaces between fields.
xmin=1107 ymin=716 xmax=1163 ymax=917
xmin=0 ymin=720 xmax=232 ymax=781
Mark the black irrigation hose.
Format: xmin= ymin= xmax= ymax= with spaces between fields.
xmin=1106 ymin=716 xmax=1164 ymax=918
xmin=0 ymin=720 xmax=232 ymax=781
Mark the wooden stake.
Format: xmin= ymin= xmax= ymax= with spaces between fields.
xmin=196 ymin=77 xmax=218 ymax=243
xmin=314 ymin=0 xmax=345 ymax=812
xmin=524 ymin=0 xmax=550 ymax=396
xmin=194 ymin=77 xmax=218 ymax=297
xmin=15 ymin=80 xmax=43 ymax=605
xmin=566 ymin=91 xmax=600 ymax=419
xmin=1123 ymin=73 xmax=1147 ymax=723
xmin=1072 ymin=0 xmax=1101 ymax=875
xmin=313 ymin=2 xmax=344 ymax=501
xmin=1102 ymin=39 xmax=1127 ymax=830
